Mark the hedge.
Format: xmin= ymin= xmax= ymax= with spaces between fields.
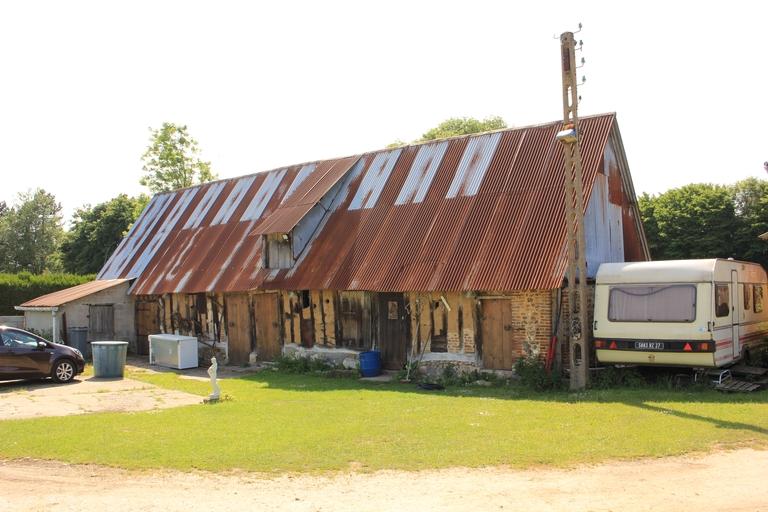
xmin=0 ymin=272 xmax=95 ymax=316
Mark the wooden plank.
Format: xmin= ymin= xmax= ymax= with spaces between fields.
xmin=253 ymin=293 xmax=281 ymax=361
xmin=135 ymin=300 xmax=160 ymax=355
xmin=716 ymin=379 xmax=761 ymax=392
xmin=88 ymin=304 xmax=114 ymax=341
xmin=225 ymin=293 xmax=252 ymax=364
xmin=481 ymin=300 xmax=504 ymax=369
xmin=502 ymin=299 xmax=516 ymax=370
xmin=378 ymin=293 xmax=408 ymax=370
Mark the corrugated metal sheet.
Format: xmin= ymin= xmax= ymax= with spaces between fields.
xmin=273 ymin=114 xmax=617 ymax=292
xmin=18 ymin=279 xmax=128 ymax=308
xmin=100 ymin=114 xmax=627 ymax=295
xmin=254 ymin=156 xmax=359 ymax=233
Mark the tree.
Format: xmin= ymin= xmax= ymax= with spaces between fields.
xmin=639 ymin=180 xmax=768 ymax=267
xmin=417 ymin=116 xmax=507 ymax=142
xmin=61 ymin=194 xmax=149 ymax=274
xmin=140 ymin=123 xmax=217 ymax=193
xmin=640 ymin=184 xmax=737 ymax=261
xmin=0 ymin=189 xmax=64 ymax=273
xmin=637 ymin=192 xmax=661 ymax=258
xmin=731 ymin=178 xmax=768 ymax=268
xmin=387 ymin=116 xmax=508 ymax=147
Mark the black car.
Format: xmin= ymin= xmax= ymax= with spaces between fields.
xmin=0 ymin=326 xmax=85 ymax=383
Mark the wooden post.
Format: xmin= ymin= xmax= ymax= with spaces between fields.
xmin=559 ymin=30 xmax=590 ymax=390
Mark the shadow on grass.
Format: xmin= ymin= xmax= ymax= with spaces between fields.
xmin=232 ymin=369 xmax=768 ymax=405
xmin=127 ymin=359 xmax=768 ymax=438
xmin=230 ymin=371 xmax=768 ymax=436
xmin=626 ymin=401 xmax=768 ymax=435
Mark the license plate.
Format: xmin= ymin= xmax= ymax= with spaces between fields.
xmin=634 ymin=341 xmax=664 ymax=350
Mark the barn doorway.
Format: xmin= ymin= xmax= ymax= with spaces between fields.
xmin=337 ymin=292 xmax=372 ymax=350
xmin=480 ymin=299 xmax=516 ymax=370
xmin=377 ymin=293 xmax=409 ymax=370
xmin=225 ymin=293 xmax=252 ymax=365
xmin=252 ymin=293 xmax=281 ymax=361
xmin=135 ymin=300 xmax=160 ymax=355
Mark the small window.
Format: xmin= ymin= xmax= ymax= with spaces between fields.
xmin=715 ymin=284 xmax=730 ymax=317
xmin=263 ymin=234 xmax=293 ymax=269
xmin=755 ymin=285 xmax=764 ymax=313
xmin=744 ymin=284 xmax=752 ymax=311
xmin=608 ymin=285 xmax=696 ymax=322
xmin=301 ymin=290 xmax=311 ymax=309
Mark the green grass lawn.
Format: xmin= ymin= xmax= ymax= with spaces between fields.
xmin=1 ymin=369 xmax=766 ymax=472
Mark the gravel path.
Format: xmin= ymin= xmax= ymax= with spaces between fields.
xmin=1 ymin=449 xmax=766 ymax=512
xmin=0 ymin=377 xmax=201 ymax=420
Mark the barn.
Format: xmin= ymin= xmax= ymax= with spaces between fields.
xmin=52 ymin=113 xmax=650 ymax=372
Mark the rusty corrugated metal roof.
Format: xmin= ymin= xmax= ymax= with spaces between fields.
xmin=254 ymin=156 xmax=360 ymax=234
xmin=99 ymin=114 xmax=619 ymax=294
xmin=18 ymin=279 xmax=129 ymax=308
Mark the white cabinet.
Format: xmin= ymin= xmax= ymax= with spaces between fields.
xmin=148 ymin=334 xmax=198 ymax=369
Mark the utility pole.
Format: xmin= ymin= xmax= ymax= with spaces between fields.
xmin=557 ymin=27 xmax=589 ymax=390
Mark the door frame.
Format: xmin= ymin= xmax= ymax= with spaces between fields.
xmin=731 ymin=270 xmax=740 ymax=359
xmin=377 ymin=292 xmax=409 ymax=370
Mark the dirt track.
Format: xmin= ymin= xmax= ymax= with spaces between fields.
xmin=1 ymin=449 xmax=766 ymax=512
xmin=0 ymin=377 xmax=201 ymax=420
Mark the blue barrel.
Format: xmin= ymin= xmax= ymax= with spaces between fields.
xmin=91 ymin=341 xmax=129 ymax=378
xmin=359 ymin=350 xmax=382 ymax=377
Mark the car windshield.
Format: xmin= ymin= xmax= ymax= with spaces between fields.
xmin=1 ymin=330 xmax=41 ymax=348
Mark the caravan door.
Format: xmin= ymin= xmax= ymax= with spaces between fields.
xmin=731 ymin=270 xmax=740 ymax=359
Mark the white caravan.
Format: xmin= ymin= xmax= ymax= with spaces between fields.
xmin=594 ymin=259 xmax=768 ymax=368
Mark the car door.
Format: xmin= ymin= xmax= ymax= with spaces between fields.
xmin=2 ymin=330 xmax=52 ymax=377
xmin=0 ymin=334 xmax=20 ymax=377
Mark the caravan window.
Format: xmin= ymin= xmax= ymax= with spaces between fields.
xmin=744 ymin=284 xmax=752 ymax=311
xmin=715 ymin=284 xmax=729 ymax=318
xmin=608 ymin=285 xmax=696 ymax=322
xmin=755 ymin=285 xmax=764 ymax=313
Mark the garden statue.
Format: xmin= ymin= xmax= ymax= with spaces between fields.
xmin=207 ymin=357 xmax=221 ymax=401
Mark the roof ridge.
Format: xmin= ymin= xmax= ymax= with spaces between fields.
xmin=149 ymin=113 xmax=618 ymax=198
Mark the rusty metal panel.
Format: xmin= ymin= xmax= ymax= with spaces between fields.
xmin=239 ymin=169 xmax=287 ymax=222
xmin=100 ymin=114 xmax=633 ymax=296
xmin=262 ymin=114 xmax=618 ymax=293
xmin=20 ymin=279 xmax=129 ymax=308
xmin=395 ymin=141 xmax=449 ymax=205
xmin=253 ymin=156 xmax=360 ymax=234
xmin=348 ymin=149 xmax=402 ymax=210
xmin=446 ymin=132 xmax=502 ymax=198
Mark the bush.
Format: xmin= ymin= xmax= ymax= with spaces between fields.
xmin=395 ymin=361 xmax=421 ymax=382
xmin=459 ymin=369 xmax=503 ymax=386
xmin=439 ymin=363 xmax=461 ymax=386
xmin=591 ymin=366 xmax=646 ymax=389
xmin=274 ymin=354 xmax=333 ymax=374
xmin=0 ymin=272 xmax=94 ymax=315
xmin=514 ymin=357 xmax=563 ymax=391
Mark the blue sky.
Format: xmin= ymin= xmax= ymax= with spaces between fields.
xmin=1 ymin=0 xmax=766 ymax=222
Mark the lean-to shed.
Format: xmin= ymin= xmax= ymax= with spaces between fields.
xmin=15 ymin=279 xmax=134 ymax=348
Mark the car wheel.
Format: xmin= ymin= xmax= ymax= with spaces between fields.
xmin=52 ymin=359 xmax=76 ymax=383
